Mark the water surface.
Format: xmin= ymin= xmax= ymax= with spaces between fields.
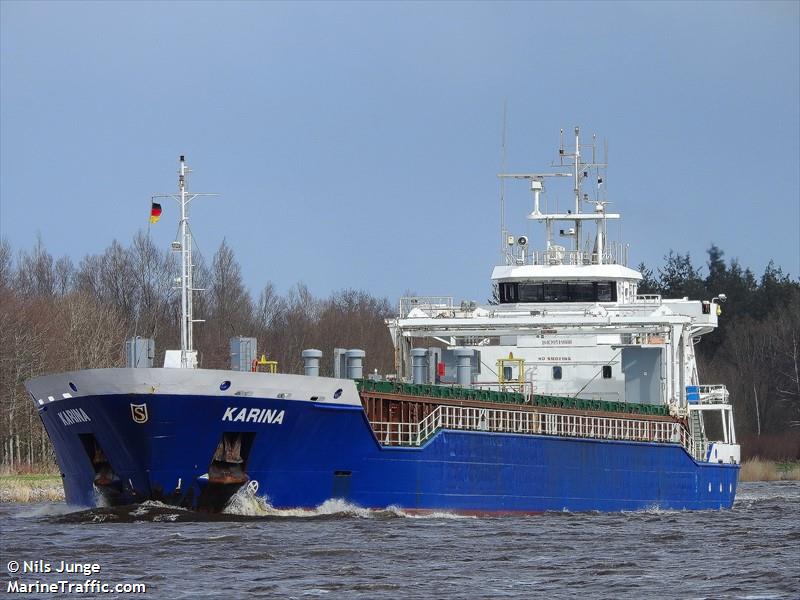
xmin=1 ymin=482 xmax=798 ymax=599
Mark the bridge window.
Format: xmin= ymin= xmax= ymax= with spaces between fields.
xmin=497 ymin=281 xmax=618 ymax=304
xmin=552 ymin=366 xmax=562 ymax=380
xmin=597 ymin=282 xmax=615 ymax=302
xmin=543 ymin=283 xmax=570 ymax=302
xmin=499 ymin=282 xmax=518 ymax=303
xmin=571 ymin=282 xmax=596 ymax=301
xmin=519 ymin=283 xmax=542 ymax=302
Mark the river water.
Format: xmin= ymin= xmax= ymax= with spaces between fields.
xmin=1 ymin=481 xmax=798 ymax=599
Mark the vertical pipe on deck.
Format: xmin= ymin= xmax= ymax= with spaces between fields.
xmin=411 ymin=348 xmax=429 ymax=385
xmin=301 ymin=349 xmax=323 ymax=377
xmin=345 ymin=349 xmax=365 ymax=379
xmin=455 ymin=348 xmax=474 ymax=387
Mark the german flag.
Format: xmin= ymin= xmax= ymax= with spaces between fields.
xmin=150 ymin=202 xmax=162 ymax=224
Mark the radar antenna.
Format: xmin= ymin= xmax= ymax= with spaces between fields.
xmin=499 ymin=127 xmax=621 ymax=267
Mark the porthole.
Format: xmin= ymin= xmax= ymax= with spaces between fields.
xmin=333 ymin=388 xmax=343 ymax=399
xmin=552 ymin=366 xmax=563 ymax=380
xmin=69 ymin=382 xmax=78 ymax=393
xmin=220 ymin=381 xmax=231 ymax=391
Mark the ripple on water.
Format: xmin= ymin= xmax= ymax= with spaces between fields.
xmin=1 ymin=482 xmax=798 ymax=600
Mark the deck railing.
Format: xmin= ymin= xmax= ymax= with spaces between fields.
xmin=527 ymin=248 xmax=624 ymax=267
xmin=635 ymin=294 xmax=663 ymax=304
xmin=698 ymin=384 xmax=729 ymax=404
xmin=399 ymin=296 xmax=454 ymax=318
xmin=369 ymin=404 xmax=704 ymax=460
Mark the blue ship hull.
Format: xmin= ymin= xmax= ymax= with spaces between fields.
xmin=38 ymin=391 xmax=739 ymax=512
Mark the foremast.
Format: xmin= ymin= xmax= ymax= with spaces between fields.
xmin=152 ymin=156 xmax=217 ymax=368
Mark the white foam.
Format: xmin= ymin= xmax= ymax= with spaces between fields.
xmin=222 ymin=489 xmax=471 ymax=519
xmin=10 ymin=502 xmax=84 ymax=519
xmin=222 ymin=493 xmax=373 ymax=518
xmin=383 ymin=505 xmax=472 ymax=519
xmin=222 ymin=490 xmax=274 ymax=516
xmin=92 ymin=485 xmax=110 ymax=508
xmin=90 ymin=512 xmax=118 ymax=523
xmin=406 ymin=511 xmax=472 ymax=520
xmin=638 ymin=504 xmax=674 ymax=514
xmin=141 ymin=500 xmax=189 ymax=511
xmin=152 ymin=513 xmax=180 ymax=522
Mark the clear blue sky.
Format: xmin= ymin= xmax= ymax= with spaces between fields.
xmin=2 ymin=1 xmax=798 ymax=304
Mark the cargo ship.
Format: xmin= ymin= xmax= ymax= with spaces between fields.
xmin=26 ymin=129 xmax=740 ymax=513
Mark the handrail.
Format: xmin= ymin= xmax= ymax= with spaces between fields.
xmin=698 ymin=384 xmax=729 ymax=404
xmin=370 ymin=404 xmax=705 ymax=461
xmin=635 ymin=294 xmax=663 ymax=304
xmin=399 ymin=296 xmax=455 ymax=318
xmin=527 ymin=249 xmax=622 ymax=266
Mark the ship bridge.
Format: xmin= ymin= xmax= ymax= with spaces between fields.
xmin=492 ymin=263 xmax=642 ymax=305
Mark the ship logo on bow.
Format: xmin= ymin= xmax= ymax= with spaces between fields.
xmin=130 ymin=403 xmax=149 ymax=424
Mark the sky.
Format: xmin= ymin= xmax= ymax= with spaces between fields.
xmin=1 ymin=1 xmax=798 ymax=305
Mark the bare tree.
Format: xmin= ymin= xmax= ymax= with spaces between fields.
xmin=98 ymin=240 xmax=137 ymax=319
xmin=0 ymin=296 xmax=47 ymax=469
xmin=74 ymin=253 xmax=104 ymax=302
xmin=129 ymin=231 xmax=177 ymax=344
xmin=59 ymin=293 xmax=127 ymax=371
xmin=773 ymin=295 xmax=800 ymax=426
xmin=198 ymin=239 xmax=255 ymax=367
xmin=15 ymin=235 xmax=56 ymax=298
xmin=54 ymin=256 xmax=75 ymax=296
xmin=0 ymin=238 xmax=12 ymax=294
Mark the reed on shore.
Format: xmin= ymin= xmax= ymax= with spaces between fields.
xmin=0 ymin=474 xmax=64 ymax=503
xmin=738 ymin=458 xmax=800 ymax=482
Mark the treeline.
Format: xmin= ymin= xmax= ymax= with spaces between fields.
xmin=0 ymin=233 xmax=395 ymax=470
xmin=638 ymin=246 xmax=800 ymax=459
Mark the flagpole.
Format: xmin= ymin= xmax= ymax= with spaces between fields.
xmin=179 ymin=156 xmax=190 ymax=368
xmin=152 ymin=156 xmax=218 ymax=369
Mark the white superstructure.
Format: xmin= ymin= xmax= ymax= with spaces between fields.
xmin=386 ymin=127 xmax=738 ymax=464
